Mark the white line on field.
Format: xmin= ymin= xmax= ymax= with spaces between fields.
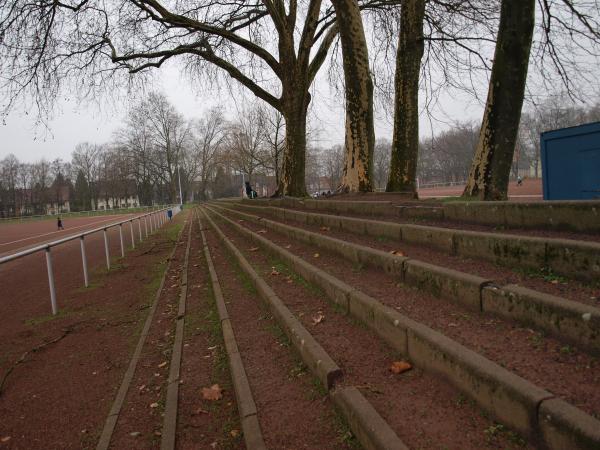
xmin=0 ymin=214 xmax=135 ymax=247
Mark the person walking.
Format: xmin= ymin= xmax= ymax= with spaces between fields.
xmin=57 ymin=217 xmax=64 ymax=230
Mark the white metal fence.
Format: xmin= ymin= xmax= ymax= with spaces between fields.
xmin=0 ymin=205 xmax=181 ymax=315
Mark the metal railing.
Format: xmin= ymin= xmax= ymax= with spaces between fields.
xmin=0 ymin=205 xmax=181 ymax=315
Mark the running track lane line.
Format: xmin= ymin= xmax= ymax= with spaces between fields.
xmin=160 ymin=212 xmax=193 ymax=450
xmin=0 ymin=214 xmax=137 ymax=248
xmin=95 ymin=218 xmax=188 ymax=450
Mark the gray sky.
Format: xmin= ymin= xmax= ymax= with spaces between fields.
xmin=0 ymin=58 xmax=486 ymax=164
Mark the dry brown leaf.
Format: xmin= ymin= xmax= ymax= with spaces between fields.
xmin=390 ymin=361 xmax=412 ymax=374
xmin=150 ymin=402 xmax=159 ymax=408
xmin=320 ymin=226 xmax=330 ymax=232
xmin=390 ymin=250 xmax=404 ymax=257
xmin=158 ymin=361 xmax=167 ymax=368
xmin=257 ymin=229 xmax=267 ymax=234
xmin=1 ymin=437 xmax=11 ymax=443
xmin=230 ymin=429 xmax=240 ymax=438
xmin=270 ymin=267 xmax=280 ymax=276
xmin=312 ymin=313 xmax=325 ymax=325
xmin=284 ymin=244 xmax=292 ymax=249
xmin=249 ymin=247 xmax=259 ymax=252
xmin=193 ymin=408 xmax=209 ymax=415
xmin=201 ymin=384 xmax=223 ymax=401
xmin=286 ymin=276 xmax=293 ymax=284
xmin=313 ymin=253 xmax=320 ymax=258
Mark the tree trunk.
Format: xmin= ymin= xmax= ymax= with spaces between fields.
xmin=280 ymin=86 xmax=310 ymax=197
xmin=332 ymin=0 xmax=375 ymax=192
xmin=386 ymin=0 xmax=425 ymax=194
xmin=463 ymin=0 xmax=535 ymax=200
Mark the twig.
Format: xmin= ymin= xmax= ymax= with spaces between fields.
xmin=138 ymin=244 xmax=158 ymax=256
xmin=0 ymin=328 xmax=72 ymax=397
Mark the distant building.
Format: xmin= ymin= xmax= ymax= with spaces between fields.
xmin=94 ymin=179 xmax=140 ymax=210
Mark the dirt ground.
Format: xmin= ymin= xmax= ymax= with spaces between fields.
xmin=2 ymin=197 xmax=598 ymax=449
xmin=0 ymin=213 xmax=182 ymax=449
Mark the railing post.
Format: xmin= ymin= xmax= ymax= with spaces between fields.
xmin=119 ymin=224 xmax=125 ymax=258
xmin=144 ymin=216 xmax=148 ymax=237
xmin=80 ymin=236 xmax=89 ymax=287
xmin=130 ymin=221 xmax=135 ymax=249
xmin=138 ymin=219 xmax=143 ymax=242
xmin=45 ymin=247 xmax=58 ymax=315
xmin=103 ymin=229 xmax=110 ymax=270
xmin=150 ymin=214 xmax=154 ymax=233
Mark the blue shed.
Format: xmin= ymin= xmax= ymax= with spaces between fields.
xmin=541 ymin=121 xmax=600 ymax=200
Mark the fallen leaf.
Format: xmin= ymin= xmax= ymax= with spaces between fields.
xmin=150 ymin=402 xmax=159 ymax=408
xmin=154 ymin=431 xmax=162 ymax=437
xmin=1 ymin=437 xmax=11 ymax=443
xmin=390 ymin=361 xmax=412 ymax=374
xmin=207 ymin=345 xmax=217 ymax=350
xmin=193 ymin=408 xmax=209 ymax=415
xmin=312 ymin=313 xmax=325 ymax=325
xmin=320 ymin=226 xmax=330 ymax=231
xmin=284 ymin=244 xmax=292 ymax=249
xmin=210 ymin=442 xmax=218 ymax=449
xmin=138 ymin=384 xmax=146 ymax=391
xmin=390 ymin=250 xmax=404 ymax=256
xmin=550 ymin=279 xmax=559 ymax=284
xmin=257 ymin=229 xmax=267 ymax=234
xmin=286 ymin=276 xmax=293 ymax=284
xmin=270 ymin=267 xmax=280 ymax=276
xmin=158 ymin=361 xmax=167 ymax=368
xmin=249 ymin=247 xmax=259 ymax=252
xmin=130 ymin=432 xmax=141 ymax=437
xmin=230 ymin=429 xmax=240 ymax=438
xmin=313 ymin=253 xmax=320 ymax=258
xmin=202 ymin=384 xmax=223 ymax=401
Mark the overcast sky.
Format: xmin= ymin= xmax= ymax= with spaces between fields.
xmin=0 ymin=56 xmax=486 ymax=164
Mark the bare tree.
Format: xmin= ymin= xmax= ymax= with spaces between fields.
xmin=72 ymin=143 xmax=101 ymax=209
xmin=331 ymin=0 xmax=376 ymax=192
xmin=321 ymin=144 xmax=345 ymax=191
xmin=373 ymin=138 xmax=391 ymax=190
xmin=226 ymin=106 xmax=267 ymax=183
xmin=463 ymin=0 xmax=536 ymax=200
xmin=258 ymin=105 xmax=286 ymax=188
xmin=386 ymin=0 xmax=425 ymax=194
xmin=191 ymin=107 xmax=227 ymax=200
xmin=0 ymin=1 xmax=348 ymax=197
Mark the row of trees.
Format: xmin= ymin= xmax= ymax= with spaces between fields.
xmin=5 ymin=93 xmax=595 ymax=216
xmin=0 ymin=94 xmax=286 ymax=216
xmin=2 ymin=1 xmax=600 ymax=201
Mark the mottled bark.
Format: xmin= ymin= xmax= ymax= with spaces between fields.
xmin=386 ymin=0 xmax=425 ymax=195
xmin=463 ymin=0 xmax=535 ymax=200
xmin=331 ymin=0 xmax=375 ymax=192
xmin=280 ymin=85 xmax=310 ymax=197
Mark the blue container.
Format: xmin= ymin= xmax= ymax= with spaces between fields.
xmin=541 ymin=121 xmax=600 ymax=200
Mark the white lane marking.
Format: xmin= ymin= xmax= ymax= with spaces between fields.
xmin=0 ymin=214 xmax=136 ymax=247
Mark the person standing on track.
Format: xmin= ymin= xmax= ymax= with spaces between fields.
xmin=57 ymin=216 xmax=64 ymax=230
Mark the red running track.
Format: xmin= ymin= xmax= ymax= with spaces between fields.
xmin=0 ymin=212 xmax=165 ymax=339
